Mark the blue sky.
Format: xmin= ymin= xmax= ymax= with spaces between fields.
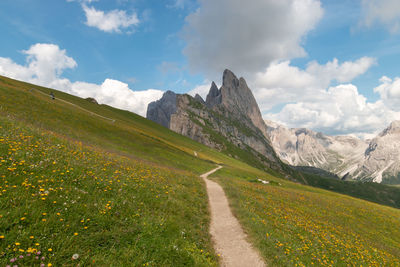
xmin=1 ymin=0 xmax=400 ymax=137
xmin=0 ymin=0 xmax=202 ymax=91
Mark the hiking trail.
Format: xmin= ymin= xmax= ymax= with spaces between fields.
xmin=32 ymin=88 xmax=116 ymax=123
xmin=200 ymin=166 xmax=266 ymax=267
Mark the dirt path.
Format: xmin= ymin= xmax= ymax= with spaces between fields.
xmin=32 ymin=88 xmax=116 ymax=123
xmin=201 ymin=166 xmax=266 ymax=267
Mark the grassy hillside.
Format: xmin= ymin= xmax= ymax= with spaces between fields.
xmin=2 ymin=75 xmax=400 ymax=209
xmin=0 ymin=76 xmax=265 ymax=266
xmin=212 ymin=169 xmax=400 ymax=266
xmin=0 ymin=118 xmax=218 ymax=266
xmin=1 ymin=75 xmax=400 ymax=265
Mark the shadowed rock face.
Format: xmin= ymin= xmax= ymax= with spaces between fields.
xmin=194 ymin=94 xmax=205 ymax=104
xmin=205 ymin=82 xmax=221 ymax=108
xmin=219 ymin=69 xmax=269 ymax=139
xmin=146 ymin=90 xmax=177 ymax=128
xmin=146 ymin=69 xmax=280 ymax=169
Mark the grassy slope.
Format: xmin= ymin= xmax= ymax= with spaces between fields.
xmin=0 ymin=76 xmax=267 ymax=266
xmin=0 ymin=118 xmax=217 ymax=266
xmin=212 ymin=169 xmax=400 ymax=266
xmin=184 ymin=89 xmax=400 ymax=209
xmin=0 ymin=75 xmax=400 ymax=265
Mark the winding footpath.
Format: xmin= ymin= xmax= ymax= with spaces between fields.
xmin=32 ymin=88 xmax=116 ymax=123
xmin=201 ymin=166 xmax=266 ymax=267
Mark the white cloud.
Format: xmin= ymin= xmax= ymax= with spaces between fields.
xmin=306 ymin=57 xmax=376 ymax=84
xmin=0 ymin=43 xmax=163 ymax=116
xmin=182 ymin=0 xmax=323 ymax=78
xmin=241 ymin=56 xmax=396 ymax=136
xmin=0 ymin=44 xmax=77 ymax=85
xmin=250 ymin=57 xmax=376 ymax=112
xmin=82 ymin=4 xmax=139 ymax=33
xmin=266 ymin=84 xmax=400 ymax=136
xmin=374 ymin=76 xmax=400 ymax=111
xmin=360 ymin=0 xmax=400 ymax=33
xmin=69 ymin=79 xmax=163 ymax=116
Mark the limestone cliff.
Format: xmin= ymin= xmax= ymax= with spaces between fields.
xmin=147 ymin=69 xmax=280 ymax=170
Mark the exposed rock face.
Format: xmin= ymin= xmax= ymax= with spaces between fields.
xmin=194 ymin=94 xmax=205 ymax=104
xmin=146 ymin=90 xmax=177 ymax=128
xmin=205 ymin=82 xmax=221 ymax=108
xmin=267 ymin=120 xmax=400 ymax=184
xmin=147 ymin=69 xmax=280 ymax=170
xmin=219 ymin=70 xmax=269 ymax=139
xmin=358 ymin=121 xmax=400 ymax=183
xmin=85 ymin=97 xmax=98 ymax=104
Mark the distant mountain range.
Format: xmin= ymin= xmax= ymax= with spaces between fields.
xmin=267 ymin=120 xmax=400 ymax=184
xmin=147 ymin=70 xmax=400 ymax=184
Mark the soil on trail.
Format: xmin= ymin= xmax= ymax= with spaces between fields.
xmin=201 ymin=166 xmax=266 ymax=267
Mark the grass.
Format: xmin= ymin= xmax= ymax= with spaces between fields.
xmin=1 ymin=75 xmax=400 ymax=265
xmin=212 ymin=169 xmax=400 ymax=266
xmin=298 ymin=171 xmax=400 ymax=208
xmin=183 ymin=88 xmax=400 ymax=209
xmin=0 ymin=117 xmax=217 ymax=266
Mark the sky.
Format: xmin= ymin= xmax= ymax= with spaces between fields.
xmin=1 ymin=0 xmax=400 ymax=138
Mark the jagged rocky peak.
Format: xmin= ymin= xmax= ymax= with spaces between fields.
xmin=205 ymin=81 xmax=221 ymax=107
xmin=194 ymin=94 xmax=205 ymax=104
xmin=220 ymin=69 xmax=269 ymax=138
xmin=380 ymin=120 xmax=400 ymax=136
xmin=146 ymin=90 xmax=177 ymax=128
xmin=222 ymin=69 xmax=240 ymax=89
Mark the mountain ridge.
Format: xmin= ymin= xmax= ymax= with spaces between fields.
xmin=267 ymin=120 xmax=400 ymax=184
xmin=147 ymin=69 xmax=280 ymax=171
xmin=147 ymin=69 xmax=400 ymax=184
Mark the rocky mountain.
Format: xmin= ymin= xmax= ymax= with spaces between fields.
xmin=147 ymin=69 xmax=280 ymax=171
xmin=147 ymin=69 xmax=400 ymax=184
xmin=267 ymin=121 xmax=400 ymax=184
xmin=358 ymin=121 xmax=400 ymax=183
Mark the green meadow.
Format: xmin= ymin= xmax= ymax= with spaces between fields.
xmin=1 ymin=75 xmax=400 ymax=266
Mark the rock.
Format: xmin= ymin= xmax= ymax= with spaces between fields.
xmin=267 ymin=120 xmax=400 ymax=183
xmin=219 ymin=69 xmax=270 ymax=140
xmin=146 ymin=69 xmax=281 ymax=170
xmin=85 ymin=97 xmax=98 ymax=104
xmin=205 ymin=82 xmax=221 ymax=107
xmin=194 ymin=94 xmax=205 ymax=104
xmin=146 ymin=90 xmax=177 ymax=128
xmin=358 ymin=121 xmax=400 ymax=183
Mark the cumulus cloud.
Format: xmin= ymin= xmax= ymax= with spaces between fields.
xmin=0 ymin=43 xmax=163 ymax=116
xmin=360 ymin=0 xmax=400 ymax=33
xmin=306 ymin=57 xmax=376 ymax=84
xmin=249 ymin=57 xmax=400 ymax=137
xmin=250 ymin=57 xmax=376 ymax=112
xmin=223 ymin=55 xmax=400 ymax=137
xmin=0 ymin=44 xmax=77 ymax=86
xmin=182 ymin=0 xmax=323 ymax=78
xmin=266 ymin=84 xmax=400 ymax=136
xmin=82 ymin=4 xmax=139 ymax=33
xmin=374 ymin=76 xmax=400 ymax=111
xmin=68 ymin=79 xmax=163 ymax=116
